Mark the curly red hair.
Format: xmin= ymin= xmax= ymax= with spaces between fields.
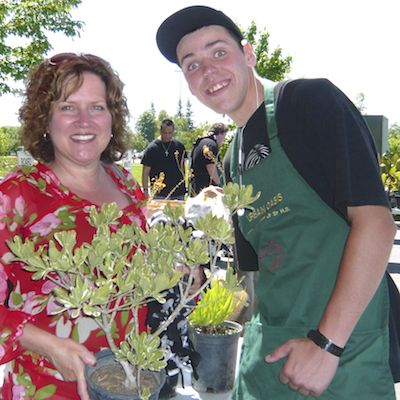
xmin=19 ymin=53 xmax=130 ymax=163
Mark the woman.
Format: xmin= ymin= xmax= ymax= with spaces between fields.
xmin=0 ymin=53 xmax=147 ymax=399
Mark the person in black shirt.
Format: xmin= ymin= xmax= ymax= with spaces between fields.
xmin=141 ymin=119 xmax=186 ymax=200
xmin=156 ymin=6 xmax=397 ymax=400
xmin=190 ymin=122 xmax=228 ymax=195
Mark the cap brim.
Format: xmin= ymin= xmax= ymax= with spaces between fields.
xmin=156 ymin=5 xmax=243 ymax=65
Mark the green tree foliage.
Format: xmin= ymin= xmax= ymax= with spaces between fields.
xmin=0 ymin=129 xmax=8 ymax=155
xmin=185 ymin=100 xmax=194 ymax=130
xmin=243 ymin=21 xmax=292 ymax=82
xmin=355 ymin=93 xmax=366 ymax=114
xmin=176 ymin=125 xmax=205 ymax=152
xmin=0 ymin=0 xmax=83 ymax=94
xmin=176 ymin=98 xmax=183 ymax=118
xmin=135 ymin=110 xmax=157 ymax=143
xmin=130 ymin=132 xmax=147 ymax=152
xmin=0 ymin=126 xmax=21 ymax=154
xmin=389 ymin=124 xmax=400 ymax=155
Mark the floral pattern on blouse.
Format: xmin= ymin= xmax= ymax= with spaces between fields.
xmin=0 ymin=162 xmax=147 ymax=399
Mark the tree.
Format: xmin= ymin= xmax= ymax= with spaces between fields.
xmin=176 ymin=98 xmax=183 ymax=118
xmin=355 ymin=93 xmax=366 ymax=114
xmin=185 ymin=100 xmax=194 ymax=130
xmin=388 ymin=123 xmax=400 ymax=155
xmin=130 ymin=132 xmax=147 ymax=152
xmin=0 ymin=0 xmax=84 ymax=94
xmin=135 ymin=110 xmax=157 ymax=143
xmin=0 ymin=126 xmax=21 ymax=154
xmin=0 ymin=129 xmax=8 ymax=155
xmin=242 ymin=21 xmax=292 ymax=81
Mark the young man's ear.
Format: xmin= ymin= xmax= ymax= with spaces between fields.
xmin=243 ymin=42 xmax=257 ymax=68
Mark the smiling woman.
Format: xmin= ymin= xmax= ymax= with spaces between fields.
xmin=0 ymin=53 xmax=148 ymax=400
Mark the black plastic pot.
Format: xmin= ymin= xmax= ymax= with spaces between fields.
xmin=188 ymin=320 xmax=242 ymax=393
xmin=85 ymin=350 xmax=165 ymax=400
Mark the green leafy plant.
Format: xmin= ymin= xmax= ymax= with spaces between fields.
xmin=380 ymin=152 xmax=400 ymax=194
xmin=7 ymin=182 xmax=259 ymax=399
xmin=189 ymin=266 xmax=244 ymax=333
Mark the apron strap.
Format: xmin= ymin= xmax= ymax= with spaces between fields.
xmin=263 ymin=79 xmax=278 ymax=139
xmin=230 ymin=79 xmax=278 ymax=181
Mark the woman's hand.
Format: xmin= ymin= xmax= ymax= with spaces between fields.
xmin=19 ymin=323 xmax=96 ymax=400
xmin=46 ymin=337 xmax=96 ymax=400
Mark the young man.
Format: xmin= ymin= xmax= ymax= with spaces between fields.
xmin=190 ymin=122 xmax=228 ymax=195
xmin=141 ymin=118 xmax=186 ymax=199
xmin=156 ymin=5 xmax=397 ymax=399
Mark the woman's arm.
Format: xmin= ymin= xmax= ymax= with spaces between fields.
xmin=19 ymin=323 xmax=96 ymax=400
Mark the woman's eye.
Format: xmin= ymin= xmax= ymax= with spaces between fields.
xmin=92 ymin=105 xmax=105 ymax=111
xmin=60 ymin=104 xmax=73 ymax=111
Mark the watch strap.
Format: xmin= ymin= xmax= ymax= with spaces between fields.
xmin=307 ymin=329 xmax=345 ymax=357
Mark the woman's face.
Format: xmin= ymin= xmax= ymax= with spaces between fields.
xmin=47 ymin=72 xmax=112 ymax=168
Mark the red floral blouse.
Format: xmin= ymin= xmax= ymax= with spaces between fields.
xmin=0 ymin=163 xmax=147 ymax=399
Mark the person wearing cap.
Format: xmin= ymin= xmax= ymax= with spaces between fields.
xmin=189 ymin=122 xmax=228 ymax=195
xmin=156 ymin=5 xmax=397 ymax=400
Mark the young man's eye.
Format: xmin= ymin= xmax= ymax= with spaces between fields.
xmin=215 ymin=50 xmax=226 ymax=58
xmin=187 ymin=62 xmax=199 ymax=72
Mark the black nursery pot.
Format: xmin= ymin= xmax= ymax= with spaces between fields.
xmin=84 ymin=349 xmax=166 ymax=400
xmin=189 ymin=320 xmax=242 ymax=393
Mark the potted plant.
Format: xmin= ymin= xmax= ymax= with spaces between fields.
xmin=380 ymin=152 xmax=400 ymax=210
xmin=188 ymin=265 xmax=247 ymax=393
xmin=7 ymin=182 xmax=258 ymax=400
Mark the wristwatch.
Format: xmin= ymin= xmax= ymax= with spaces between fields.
xmin=307 ymin=329 xmax=345 ymax=357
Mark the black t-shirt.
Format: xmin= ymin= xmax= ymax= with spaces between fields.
xmin=190 ymin=136 xmax=219 ymax=195
xmin=224 ymin=78 xmax=389 ymax=271
xmin=141 ymin=138 xmax=186 ymax=198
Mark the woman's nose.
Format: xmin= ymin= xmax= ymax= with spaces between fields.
xmin=75 ymin=109 xmax=92 ymax=126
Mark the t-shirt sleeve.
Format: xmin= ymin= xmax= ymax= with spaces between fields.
xmin=203 ymin=138 xmax=219 ymax=165
xmin=278 ymin=78 xmax=389 ymax=220
xmin=141 ymin=144 xmax=154 ymax=167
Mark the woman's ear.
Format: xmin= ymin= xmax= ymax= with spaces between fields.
xmin=243 ymin=42 xmax=257 ymax=68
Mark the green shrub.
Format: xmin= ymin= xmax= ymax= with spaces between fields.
xmin=0 ymin=156 xmax=17 ymax=177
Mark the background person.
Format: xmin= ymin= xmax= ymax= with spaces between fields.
xmin=0 ymin=53 xmax=147 ymax=400
xmin=156 ymin=6 xmax=397 ymax=399
xmin=141 ymin=119 xmax=186 ymax=200
xmin=190 ymin=122 xmax=228 ymax=195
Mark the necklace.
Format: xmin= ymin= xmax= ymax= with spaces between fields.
xmin=161 ymin=140 xmax=172 ymax=157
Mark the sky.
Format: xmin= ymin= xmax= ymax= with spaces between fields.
xmin=0 ymin=0 xmax=399 ymax=130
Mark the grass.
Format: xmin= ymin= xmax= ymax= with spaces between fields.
xmin=131 ymin=163 xmax=142 ymax=185
xmin=0 ymin=156 xmax=143 ymax=182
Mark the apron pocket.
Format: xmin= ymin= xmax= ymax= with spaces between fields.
xmin=235 ymin=322 xmax=395 ymax=400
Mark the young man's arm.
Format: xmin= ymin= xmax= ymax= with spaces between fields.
xmin=266 ymin=205 xmax=396 ymax=397
xmin=206 ymin=163 xmax=220 ymax=185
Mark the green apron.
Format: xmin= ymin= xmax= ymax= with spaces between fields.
xmin=230 ymin=81 xmax=394 ymax=399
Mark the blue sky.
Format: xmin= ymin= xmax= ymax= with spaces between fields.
xmin=1 ymin=0 xmax=399 ymax=128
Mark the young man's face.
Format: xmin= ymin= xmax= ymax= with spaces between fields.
xmin=177 ymin=25 xmax=256 ymax=124
xmin=160 ymin=123 xmax=174 ymax=142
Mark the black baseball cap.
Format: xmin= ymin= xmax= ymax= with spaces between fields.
xmin=156 ymin=5 xmax=244 ymax=65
